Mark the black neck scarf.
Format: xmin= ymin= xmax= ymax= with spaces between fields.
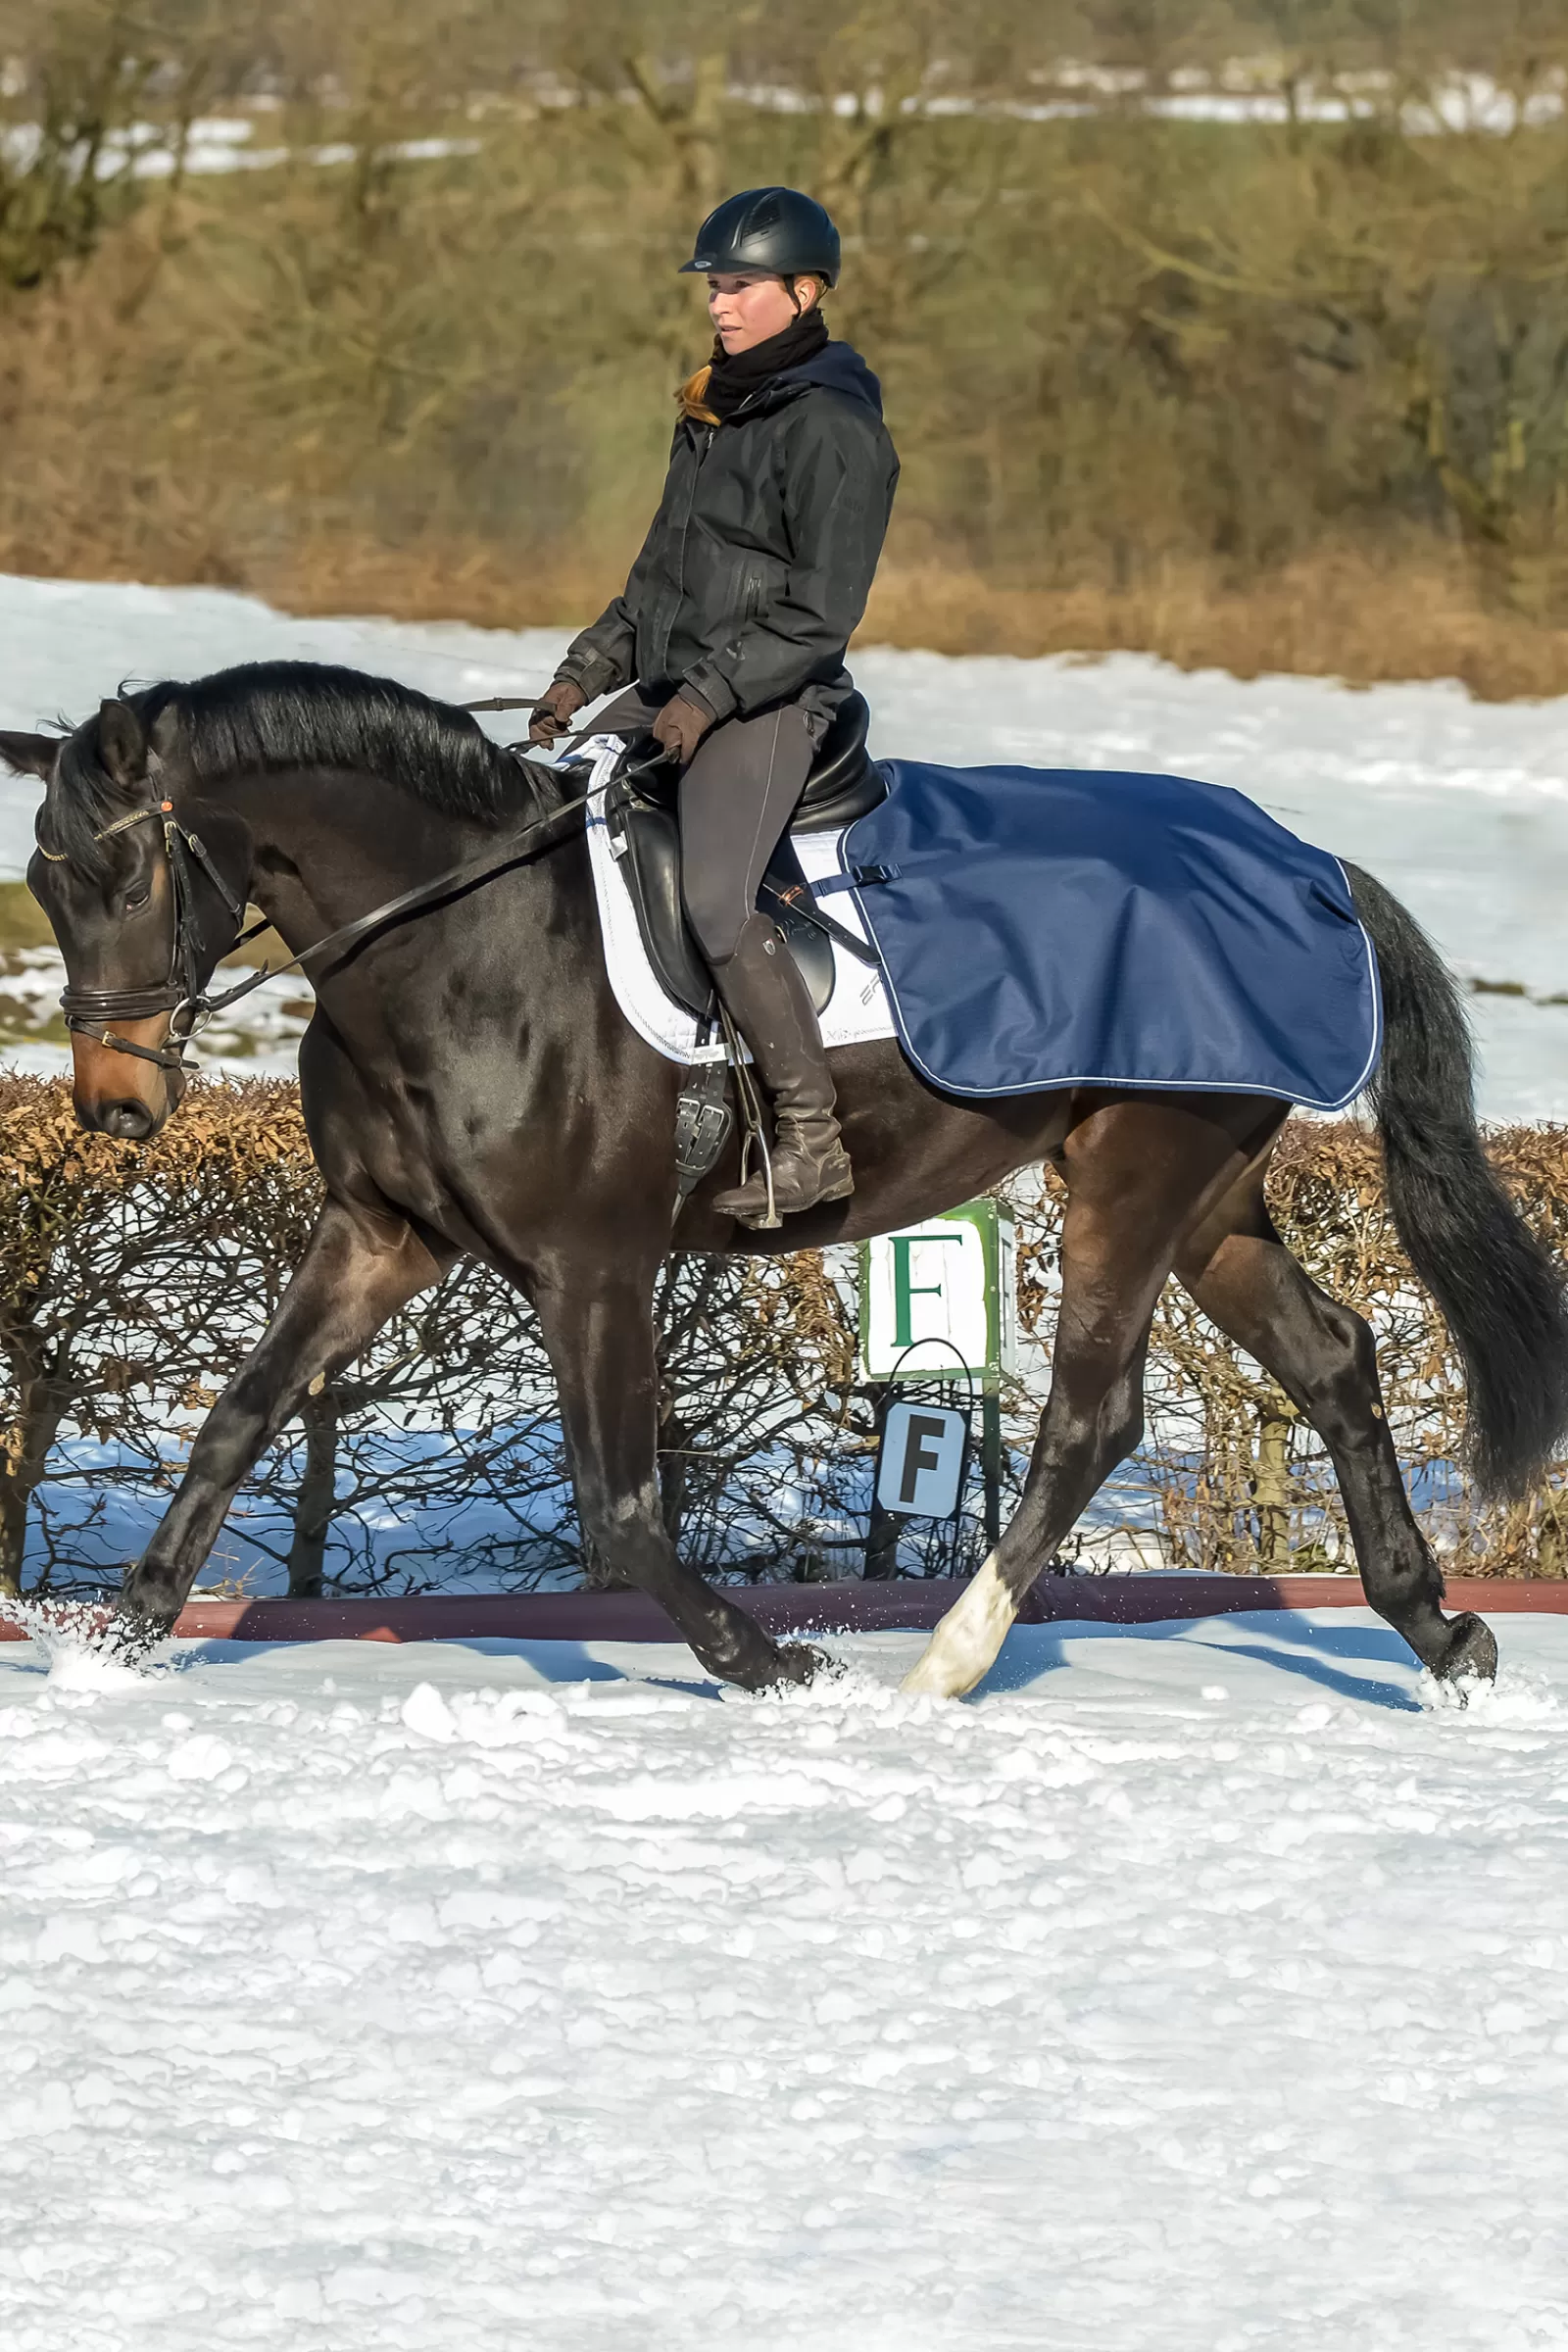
xmin=702 ymin=307 xmax=829 ymax=421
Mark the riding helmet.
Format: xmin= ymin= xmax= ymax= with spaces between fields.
xmin=678 ymin=187 xmax=841 ymax=287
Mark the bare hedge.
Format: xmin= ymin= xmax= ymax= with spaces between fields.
xmin=3 ymin=1075 xmax=1565 ymax=1594
xmin=0 ymin=1076 xmax=867 ymax=1597
xmin=1013 ymin=1122 xmax=1568 ymax=1580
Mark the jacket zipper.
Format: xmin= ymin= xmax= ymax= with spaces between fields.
xmin=655 ymin=420 xmax=712 ymax=676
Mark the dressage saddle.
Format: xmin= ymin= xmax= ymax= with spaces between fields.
xmin=598 ymin=691 xmax=886 ymax=1021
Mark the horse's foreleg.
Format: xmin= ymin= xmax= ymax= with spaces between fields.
xmin=1175 ymin=1177 xmax=1496 ymax=1686
xmin=122 ymin=1197 xmax=450 ymax=1633
xmin=530 ymin=1264 xmax=814 ymax=1690
xmin=904 ymin=1101 xmax=1258 ymax=1699
xmin=901 ymin=1282 xmax=1159 ymax=1700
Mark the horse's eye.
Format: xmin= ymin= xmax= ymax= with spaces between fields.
xmin=124 ymin=889 xmax=150 ymax=913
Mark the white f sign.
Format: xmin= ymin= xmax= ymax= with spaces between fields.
xmin=877 ymin=1400 xmax=967 ymax=1520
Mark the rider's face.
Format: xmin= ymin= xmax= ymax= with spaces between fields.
xmin=707 ymin=271 xmax=820 ymax=355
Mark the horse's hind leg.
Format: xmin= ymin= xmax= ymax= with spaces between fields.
xmin=901 ymin=1250 xmax=1157 ymax=1698
xmin=1174 ymin=1168 xmax=1496 ymax=1685
xmin=903 ymin=1099 xmax=1253 ymax=1699
xmin=122 ymin=1196 xmax=451 ymax=1633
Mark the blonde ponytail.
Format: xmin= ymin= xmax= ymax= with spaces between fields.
xmin=676 ymin=363 xmax=720 ymax=425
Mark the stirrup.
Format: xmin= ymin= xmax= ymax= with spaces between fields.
xmin=715 ymin=1122 xmax=854 ymax=1226
xmin=716 ymin=1003 xmax=779 ymax=1230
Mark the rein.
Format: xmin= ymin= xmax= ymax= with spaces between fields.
xmin=43 ymin=769 xmax=600 ymax=1073
xmin=213 ymin=779 xmax=598 ymax=1013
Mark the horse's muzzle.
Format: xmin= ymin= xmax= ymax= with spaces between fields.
xmin=84 ymin=1097 xmax=160 ymax=1141
xmin=71 ymin=1021 xmax=184 ymax=1139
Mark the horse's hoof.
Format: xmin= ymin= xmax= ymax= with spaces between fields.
xmin=111 ymin=1597 xmax=175 ymax=1662
xmin=771 ymin=1640 xmax=828 ymax=1689
xmin=120 ymin=1559 xmax=183 ymax=1624
xmin=1435 ymin=1610 xmax=1498 ymax=1692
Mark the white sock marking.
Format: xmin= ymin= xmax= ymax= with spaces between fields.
xmin=900 ymin=1553 xmax=1017 ymax=1699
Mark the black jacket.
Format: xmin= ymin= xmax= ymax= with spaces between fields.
xmin=558 ymin=340 xmax=899 ymax=724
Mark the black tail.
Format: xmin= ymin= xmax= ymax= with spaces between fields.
xmin=1346 ymin=860 xmax=1568 ymax=1498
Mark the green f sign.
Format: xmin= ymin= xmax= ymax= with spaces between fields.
xmin=859 ymin=1201 xmax=1016 ymax=1384
xmin=890 ymin=1232 xmax=963 ymax=1348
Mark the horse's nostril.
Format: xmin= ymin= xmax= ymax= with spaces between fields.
xmin=98 ymin=1099 xmax=156 ymax=1141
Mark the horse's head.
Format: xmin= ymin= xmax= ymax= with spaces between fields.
xmin=1 ymin=697 xmax=251 ymax=1140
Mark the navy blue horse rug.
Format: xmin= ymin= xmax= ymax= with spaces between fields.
xmin=830 ymin=761 xmax=1381 ymax=1111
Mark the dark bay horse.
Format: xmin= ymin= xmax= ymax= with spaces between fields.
xmin=5 ymin=662 xmax=1566 ymax=1697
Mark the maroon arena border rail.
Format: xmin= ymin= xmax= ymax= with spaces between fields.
xmin=4 ymin=1575 xmax=1568 ymax=1645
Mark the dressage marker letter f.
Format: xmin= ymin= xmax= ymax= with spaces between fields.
xmin=891 ymin=1233 xmax=962 ymax=1348
xmin=901 ymin=1414 xmax=950 ymax=1504
xmin=878 ymin=1400 xmax=968 ymax=1520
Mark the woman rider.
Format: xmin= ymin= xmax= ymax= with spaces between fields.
xmin=528 ymin=186 xmax=900 ymax=1226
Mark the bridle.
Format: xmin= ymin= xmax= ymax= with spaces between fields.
xmin=39 ymin=800 xmax=249 ymax=1073
xmin=37 ymin=758 xmax=614 ymax=1076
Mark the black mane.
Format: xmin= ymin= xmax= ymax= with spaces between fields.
xmin=43 ymin=661 xmax=550 ymax=874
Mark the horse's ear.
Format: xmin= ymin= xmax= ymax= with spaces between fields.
xmin=97 ymin=699 xmax=147 ymax=787
xmin=0 ymin=731 xmax=57 ymax=780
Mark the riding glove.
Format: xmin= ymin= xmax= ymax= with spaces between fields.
xmin=528 ymin=677 xmax=587 ymax=746
xmin=651 ymin=692 xmax=713 ymax=767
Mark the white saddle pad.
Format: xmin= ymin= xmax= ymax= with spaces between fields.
xmin=581 ymin=738 xmax=897 ymax=1067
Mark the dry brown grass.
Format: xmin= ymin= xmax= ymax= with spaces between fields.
xmin=862 ymin=548 xmax=1568 ymax=703
xmin=252 ymin=541 xmax=1568 ymax=704
xmin=16 ymin=521 xmax=1564 ymax=706
xmin=3 ymin=72 xmax=1568 ymax=704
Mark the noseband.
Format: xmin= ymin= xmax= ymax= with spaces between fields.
xmin=39 ymin=802 xmax=247 ymax=1072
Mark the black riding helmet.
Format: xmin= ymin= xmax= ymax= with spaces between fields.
xmin=679 ymin=187 xmax=840 ymax=287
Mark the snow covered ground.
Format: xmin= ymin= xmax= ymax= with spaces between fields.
xmin=1 ymin=1604 xmax=1565 ymax=2351
xmin=3 ymin=572 xmax=1568 ymax=1115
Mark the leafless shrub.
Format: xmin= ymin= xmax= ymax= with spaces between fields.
xmin=4 ymin=5 xmax=1568 ymax=688
xmin=6 ymin=1077 xmax=1566 ymax=1594
xmin=1013 ymin=1123 xmax=1568 ymax=1579
xmin=0 ymin=1075 xmax=870 ymax=1595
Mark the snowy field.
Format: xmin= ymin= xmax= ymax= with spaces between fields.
xmin=2 ymin=1605 xmax=1566 ymax=2351
xmin=3 ymin=572 xmax=1568 ymax=1115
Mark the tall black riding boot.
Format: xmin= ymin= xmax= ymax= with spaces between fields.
xmin=710 ymin=914 xmax=854 ymax=1226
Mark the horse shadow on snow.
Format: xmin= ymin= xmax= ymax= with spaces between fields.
xmin=972 ymin=1611 xmax=1425 ymax=1713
